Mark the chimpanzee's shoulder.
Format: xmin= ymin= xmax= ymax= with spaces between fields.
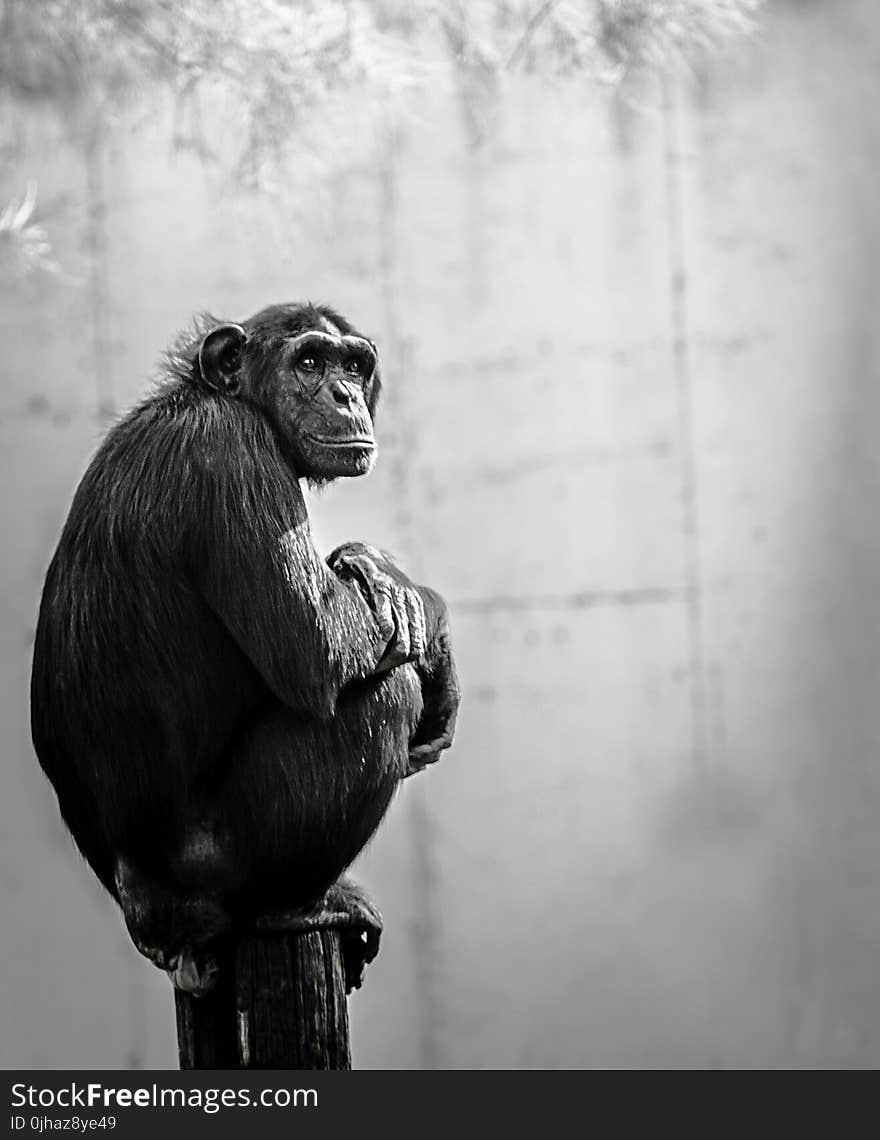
xmin=110 ymin=381 xmax=263 ymax=457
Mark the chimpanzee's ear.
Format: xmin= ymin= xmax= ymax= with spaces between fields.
xmin=198 ymin=324 xmax=247 ymax=394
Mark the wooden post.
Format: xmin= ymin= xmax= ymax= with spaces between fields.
xmin=175 ymin=928 xmax=352 ymax=1070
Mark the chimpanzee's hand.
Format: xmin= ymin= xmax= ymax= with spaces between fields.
xmin=328 ymin=543 xmax=460 ymax=767
xmin=406 ymin=610 xmax=460 ymax=774
xmin=328 ymin=542 xmax=428 ymax=673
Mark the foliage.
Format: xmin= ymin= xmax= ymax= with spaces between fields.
xmin=502 ymin=0 xmax=763 ymax=77
xmin=0 ymin=0 xmax=764 ymax=124
xmin=0 ymin=183 xmax=59 ymax=277
xmin=0 ymin=0 xmax=763 ymax=273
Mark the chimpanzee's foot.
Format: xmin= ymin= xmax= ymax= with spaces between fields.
xmin=114 ymin=857 xmax=231 ymax=996
xmin=321 ymin=878 xmax=383 ymax=992
xmin=162 ymin=948 xmax=220 ymax=996
xmin=256 ymin=877 xmax=383 ymax=993
xmin=126 ymin=940 xmax=220 ymax=996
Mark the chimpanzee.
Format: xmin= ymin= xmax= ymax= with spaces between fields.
xmin=30 ymin=303 xmax=459 ymax=995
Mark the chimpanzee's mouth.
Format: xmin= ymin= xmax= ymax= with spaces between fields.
xmin=306 ymin=433 xmax=375 ymax=449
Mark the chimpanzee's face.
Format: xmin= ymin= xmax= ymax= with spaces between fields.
xmin=197 ymin=308 xmax=382 ymax=481
xmin=271 ymin=323 xmax=379 ymax=479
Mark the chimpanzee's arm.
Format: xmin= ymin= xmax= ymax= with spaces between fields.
xmin=185 ymin=408 xmax=402 ymax=719
xmin=405 ymin=588 xmax=460 ymax=773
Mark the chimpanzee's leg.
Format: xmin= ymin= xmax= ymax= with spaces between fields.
xmin=212 ymin=663 xmax=420 ymax=896
xmin=114 ymin=852 xmax=231 ymax=995
xmin=116 ymin=664 xmax=421 ymax=993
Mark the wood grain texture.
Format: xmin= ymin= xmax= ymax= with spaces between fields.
xmin=176 ymin=931 xmax=350 ymax=1070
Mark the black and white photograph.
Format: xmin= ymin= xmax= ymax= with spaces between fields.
xmin=2 ymin=0 xmax=880 ymax=1090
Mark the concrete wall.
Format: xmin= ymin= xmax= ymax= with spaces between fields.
xmin=2 ymin=0 xmax=880 ymax=1068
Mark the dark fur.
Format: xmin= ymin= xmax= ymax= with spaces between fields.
xmin=30 ymin=303 xmax=440 ymax=937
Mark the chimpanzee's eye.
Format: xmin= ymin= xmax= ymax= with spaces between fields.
xmin=345 ymin=357 xmax=363 ymax=376
xmin=299 ymin=355 xmax=319 ymax=372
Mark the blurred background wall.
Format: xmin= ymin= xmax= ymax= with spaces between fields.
xmin=2 ymin=0 xmax=880 ymax=1068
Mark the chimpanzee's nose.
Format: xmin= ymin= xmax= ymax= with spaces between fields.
xmin=330 ymin=379 xmax=353 ymax=407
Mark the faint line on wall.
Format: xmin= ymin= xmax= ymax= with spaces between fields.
xmin=379 ymin=131 xmax=444 ymax=1072
xmin=663 ymin=75 xmax=709 ymax=771
xmin=83 ymin=129 xmax=115 ymax=422
xmin=452 ymin=585 xmax=686 ymax=615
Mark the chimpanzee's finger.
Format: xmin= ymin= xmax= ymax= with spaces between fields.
xmin=405 ymin=742 xmax=445 ymax=776
xmin=370 ymin=574 xmax=397 ymax=647
xmin=332 ymin=553 xmax=372 ymax=601
xmin=409 ymin=730 xmax=454 ymax=761
xmin=344 ymin=552 xmax=376 ymax=582
xmin=405 ymin=588 xmax=427 ymax=661
xmin=391 ymin=585 xmax=412 ymax=660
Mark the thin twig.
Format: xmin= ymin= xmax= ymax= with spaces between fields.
xmin=505 ymin=0 xmax=560 ymax=70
